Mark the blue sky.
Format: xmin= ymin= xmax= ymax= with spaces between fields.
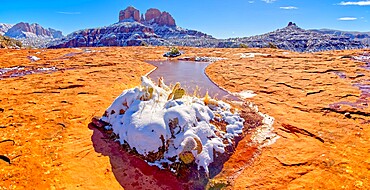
xmin=0 ymin=0 xmax=369 ymax=38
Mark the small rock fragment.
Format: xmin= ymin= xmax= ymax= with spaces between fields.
xmin=173 ymin=88 xmax=185 ymax=100
xmin=344 ymin=112 xmax=351 ymax=118
xmin=179 ymin=151 xmax=194 ymax=164
xmin=92 ymin=117 xmax=109 ymax=128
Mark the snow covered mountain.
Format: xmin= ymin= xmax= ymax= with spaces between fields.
xmin=48 ymin=7 xmax=367 ymax=52
xmin=0 ymin=23 xmax=13 ymax=36
xmin=223 ymin=22 xmax=366 ymax=52
xmin=49 ymin=22 xmax=167 ymax=48
xmin=48 ymin=6 xmax=214 ymax=48
xmin=310 ymin=29 xmax=370 ymax=47
xmin=1 ymin=22 xmax=63 ymax=48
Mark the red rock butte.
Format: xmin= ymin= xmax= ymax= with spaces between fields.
xmin=119 ymin=6 xmax=176 ymax=27
xmin=119 ymin=6 xmax=141 ymax=22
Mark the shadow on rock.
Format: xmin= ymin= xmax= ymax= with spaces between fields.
xmin=89 ymin=123 xmax=208 ymax=190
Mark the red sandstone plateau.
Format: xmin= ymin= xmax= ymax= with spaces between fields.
xmin=0 ymin=47 xmax=369 ymax=189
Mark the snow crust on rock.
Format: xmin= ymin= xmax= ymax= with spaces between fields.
xmin=233 ymin=90 xmax=257 ymax=99
xmin=236 ymin=53 xmax=271 ymax=58
xmin=101 ymin=76 xmax=246 ymax=174
xmin=27 ymin=56 xmax=40 ymax=62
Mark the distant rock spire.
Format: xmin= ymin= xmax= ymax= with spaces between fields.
xmin=287 ymin=22 xmax=297 ymax=27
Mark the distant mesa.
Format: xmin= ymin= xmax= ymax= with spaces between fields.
xmin=119 ymin=6 xmax=176 ymax=27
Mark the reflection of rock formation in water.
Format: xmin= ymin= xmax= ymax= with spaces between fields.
xmin=89 ymin=124 xmax=187 ymax=189
xmin=148 ymin=60 xmax=233 ymax=100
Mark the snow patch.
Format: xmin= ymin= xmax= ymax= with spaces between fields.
xmin=233 ymin=90 xmax=257 ymax=99
xmin=27 ymin=56 xmax=40 ymax=62
xmin=236 ymin=53 xmax=271 ymax=58
xmin=194 ymin=57 xmax=227 ymax=62
xmin=101 ymin=76 xmax=251 ymax=174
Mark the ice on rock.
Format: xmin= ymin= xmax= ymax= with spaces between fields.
xmin=100 ymin=76 xmax=274 ymax=174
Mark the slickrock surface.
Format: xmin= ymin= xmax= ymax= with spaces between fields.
xmin=0 ymin=47 xmax=160 ymax=189
xmin=205 ymin=48 xmax=370 ymax=189
xmin=0 ymin=47 xmax=369 ymax=189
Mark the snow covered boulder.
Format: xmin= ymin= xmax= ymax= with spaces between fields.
xmin=93 ymin=76 xmax=275 ymax=177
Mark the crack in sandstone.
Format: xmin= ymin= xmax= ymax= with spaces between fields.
xmin=337 ymin=94 xmax=360 ymax=99
xmin=280 ymin=123 xmax=325 ymax=143
xmin=287 ymin=170 xmax=315 ymax=184
xmin=259 ymin=90 xmax=275 ymax=94
xmin=274 ymin=157 xmax=310 ymax=167
xmin=0 ymin=155 xmax=11 ymax=164
xmin=56 ymin=84 xmax=85 ymax=90
xmin=292 ymin=106 xmax=311 ymax=113
xmin=276 ymin=82 xmax=304 ymax=90
xmin=306 ymin=90 xmax=325 ymax=96
xmin=322 ymin=108 xmax=370 ymax=117
xmin=273 ymin=158 xmax=316 ymax=184
xmin=32 ymin=91 xmax=61 ymax=94
xmin=0 ymin=139 xmax=15 ymax=145
xmin=304 ymin=69 xmax=343 ymax=74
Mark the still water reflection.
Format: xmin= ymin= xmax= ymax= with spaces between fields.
xmin=147 ymin=60 xmax=237 ymax=100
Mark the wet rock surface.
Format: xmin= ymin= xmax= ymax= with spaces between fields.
xmin=0 ymin=66 xmax=59 ymax=79
xmin=0 ymin=47 xmax=369 ymax=189
xmin=206 ymin=48 xmax=370 ymax=189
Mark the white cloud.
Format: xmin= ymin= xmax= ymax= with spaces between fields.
xmin=339 ymin=1 xmax=370 ymax=6
xmin=262 ymin=0 xmax=276 ymax=3
xmin=338 ymin=17 xmax=358 ymax=20
xmin=248 ymin=1 xmax=255 ymax=3
xmin=57 ymin=11 xmax=81 ymax=15
xmin=280 ymin=6 xmax=298 ymax=10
